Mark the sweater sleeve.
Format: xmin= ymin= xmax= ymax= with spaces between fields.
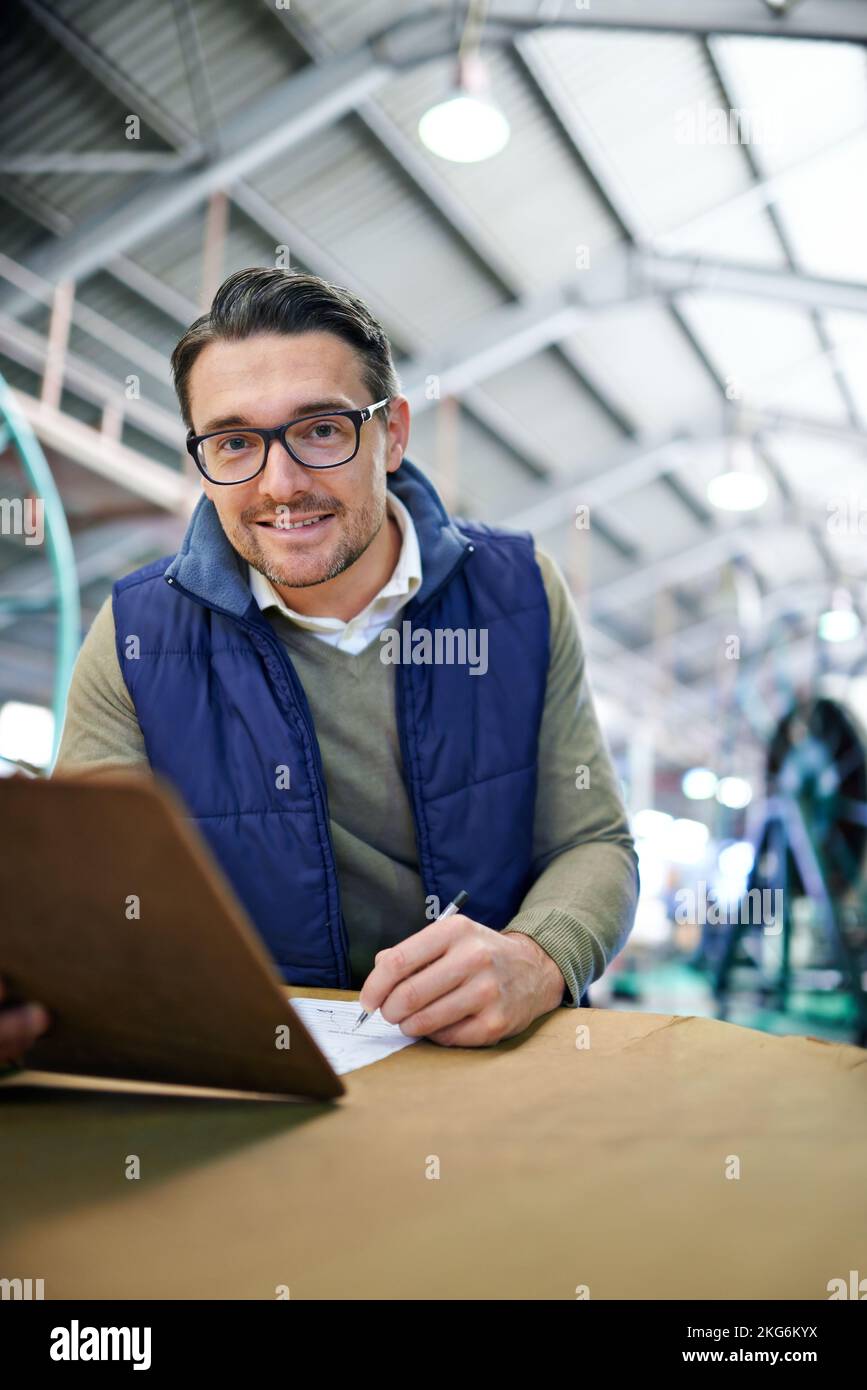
xmin=501 ymin=549 xmax=640 ymax=1006
xmin=52 ymin=595 xmax=150 ymax=774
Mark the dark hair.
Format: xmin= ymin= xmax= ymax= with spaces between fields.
xmin=171 ymin=267 xmax=401 ymax=430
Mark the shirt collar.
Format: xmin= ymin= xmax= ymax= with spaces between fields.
xmin=248 ymin=491 xmax=422 ymax=632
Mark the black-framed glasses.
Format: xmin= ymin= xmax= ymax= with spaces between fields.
xmin=186 ymin=397 xmax=391 ymax=484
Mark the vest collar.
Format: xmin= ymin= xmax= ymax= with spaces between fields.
xmin=163 ymin=455 xmax=470 ymax=619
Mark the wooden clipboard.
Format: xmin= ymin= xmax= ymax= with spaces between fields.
xmin=0 ymin=771 xmax=344 ymax=1101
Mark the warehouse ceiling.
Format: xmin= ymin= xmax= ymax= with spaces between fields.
xmin=1 ymin=0 xmax=867 ymax=773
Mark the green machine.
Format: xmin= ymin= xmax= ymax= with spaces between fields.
xmin=0 ymin=372 xmax=80 ymax=768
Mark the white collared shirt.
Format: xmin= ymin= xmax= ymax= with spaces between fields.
xmin=247 ymin=491 xmax=422 ymax=654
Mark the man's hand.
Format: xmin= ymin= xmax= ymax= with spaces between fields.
xmin=358 ymin=914 xmax=565 ymax=1047
xmin=0 ymin=977 xmax=50 ymax=1066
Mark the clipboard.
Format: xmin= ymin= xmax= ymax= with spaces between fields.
xmin=0 ymin=771 xmax=344 ymax=1101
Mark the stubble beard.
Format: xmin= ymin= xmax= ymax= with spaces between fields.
xmin=233 ymin=486 xmax=388 ymax=591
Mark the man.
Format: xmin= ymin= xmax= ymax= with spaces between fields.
xmin=3 ymin=267 xmax=638 ymax=1061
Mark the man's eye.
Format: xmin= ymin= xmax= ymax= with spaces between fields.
xmin=220 ymin=435 xmax=253 ymax=452
xmin=308 ymin=422 xmax=336 ymax=439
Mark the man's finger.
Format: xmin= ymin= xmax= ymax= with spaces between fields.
xmin=359 ymin=915 xmax=470 ymax=1013
xmin=398 ymin=979 xmax=489 ymax=1039
xmin=379 ymin=943 xmax=484 ymax=1026
xmin=426 ymin=1011 xmax=502 ymax=1048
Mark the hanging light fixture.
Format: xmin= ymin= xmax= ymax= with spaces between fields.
xmin=418 ymin=3 xmax=510 ymax=164
xmin=707 ymin=435 xmax=768 ymax=512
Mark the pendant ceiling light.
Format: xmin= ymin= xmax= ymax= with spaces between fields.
xmin=418 ymin=4 xmax=510 ymax=164
xmin=708 ymin=435 xmax=769 ymax=512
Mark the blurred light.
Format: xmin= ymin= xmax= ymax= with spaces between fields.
xmin=707 ymin=469 xmax=768 ymax=511
xmin=682 ymin=766 xmax=718 ymax=800
xmin=632 ymin=808 xmax=673 ymax=841
xmin=716 ymin=839 xmax=755 ymax=906
xmin=819 ymin=608 xmax=860 ymax=642
xmin=0 ymin=700 xmax=54 ymax=768
xmin=717 ymin=776 xmax=752 ymax=809
xmin=633 ymin=808 xmax=709 ymax=865
xmin=419 ymin=94 xmax=510 ymax=162
xmin=669 ymin=817 xmax=710 ymax=864
xmin=635 ymin=843 xmax=666 ymax=897
xmin=819 ymin=589 xmax=861 ymax=643
xmin=632 ymin=894 xmax=672 ymax=945
xmin=714 ymin=839 xmax=755 ymax=906
xmin=718 ymin=840 xmax=755 ymax=879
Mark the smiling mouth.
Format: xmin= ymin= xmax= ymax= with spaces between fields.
xmin=255 ymin=512 xmax=335 ymax=532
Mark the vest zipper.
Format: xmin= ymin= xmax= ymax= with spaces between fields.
xmin=164 ymin=574 xmax=352 ymax=988
xmin=393 ymin=539 xmax=475 ymax=912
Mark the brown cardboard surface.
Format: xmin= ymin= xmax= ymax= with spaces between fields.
xmin=0 ymin=773 xmax=342 ymax=1100
xmin=1 ymin=987 xmax=865 ymax=1299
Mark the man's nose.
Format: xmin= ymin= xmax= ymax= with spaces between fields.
xmin=259 ymin=434 xmax=311 ymax=494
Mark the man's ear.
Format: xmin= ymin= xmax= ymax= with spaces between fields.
xmin=385 ymin=395 xmax=410 ymax=473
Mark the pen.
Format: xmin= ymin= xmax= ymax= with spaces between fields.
xmin=352 ymin=889 xmax=469 ymax=1032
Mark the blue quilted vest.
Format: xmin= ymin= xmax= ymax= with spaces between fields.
xmin=112 ymin=458 xmax=550 ymax=986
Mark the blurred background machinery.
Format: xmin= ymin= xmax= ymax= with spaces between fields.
xmin=711 ymin=680 xmax=867 ymax=1046
xmin=2 ymin=0 xmax=867 ymax=1042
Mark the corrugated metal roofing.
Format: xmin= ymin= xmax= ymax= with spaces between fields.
xmin=2 ymin=0 xmax=866 ymax=748
xmin=676 ymin=292 xmax=852 ymax=424
xmin=376 ymin=47 xmax=625 ymax=295
xmin=769 ymin=131 xmax=867 ymax=284
xmin=472 ymin=349 xmax=624 ymax=479
xmin=562 ymin=299 xmax=723 ymax=436
xmin=710 ymin=35 xmax=867 ymax=176
xmin=252 ymin=119 xmax=510 ymax=347
xmin=527 ymin=28 xmax=786 ymax=264
xmin=50 ymin=0 xmax=300 ymax=129
xmin=283 ymin=0 xmax=428 ymax=57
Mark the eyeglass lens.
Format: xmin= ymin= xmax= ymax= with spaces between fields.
xmin=197 ymin=414 xmax=358 ymax=481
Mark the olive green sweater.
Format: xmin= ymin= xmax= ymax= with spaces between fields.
xmin=54 ymin=549 xmax=639 ymax=1004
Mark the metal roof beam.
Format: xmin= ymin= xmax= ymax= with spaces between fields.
xmin=19 ymin=0 xmax=204 ymax=151
xmin=658 ymin=124 xmax=867 ymax=260
xmin=354 ymin=98 xmax=638 ymax=439
xmin=0 ymin=46 xmax=392 ymax=318
xmin=0 ymin=253 xmax=173 ymax=388
xmin=628 ymin=250 xmax=867 ymax=317
xmin=0 ymin=153 xmax=196 ymax=175
xmin=590 ymin=523 xmax=763 ymax=616
xmin=10 ymin=390 xmax=196 ymax=513
xmin=401 ymin=287 xmax=585 ymax=406
xmin=0 ymin=314 xmax=182 ymax=449
xmin=267 ymin=4 xmax=640 ymax=436
xmin=481 ymin=1 xmax=867 ymax=42
xmin=700 ymin=38 xmax=864 ymax=433
xmin=6 ymin=192 xmax=861 ymax=524
xmin=502 ymin=409 xmax=866 ymax=536
xmin=632 ymin=579 xmax=843 ymax=668
xmin=502 ymin=430 xmax=720 ymax=534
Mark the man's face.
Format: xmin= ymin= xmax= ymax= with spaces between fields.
xmin=187 ymin=330 xmax=406 ymax=590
